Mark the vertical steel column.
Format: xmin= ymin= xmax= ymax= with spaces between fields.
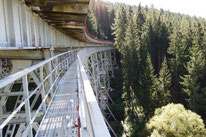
xmin=100 ymin=51 xmax=112 ymax=104
xmin=47 ymin=61 xmax=54 ymax=96
xmin=95 ymin=52 xmax=105 ymax=111
xmin=20 ymin=5 xmax=28 ymax=47
xmin=95 ymin=53 xmax=101 ymax=96
xmin=55 ymin=57 xmax=59 ymax=87
xmin=66 ymin=53 xmax=69 ymax=69
xmin=109 ymin=50 xmax=114 ymax=77
xmin=22 ymin=75 xmax=33 ymax=137
xmin=4 ymin=0 xmax=16 ymax=47
xmin=0 ymin=84 xmax=13 ymax=118
xmin=40 ymin=66 xmax=46 ymax=112
xmin=91 ymin=54 xmax=98 ymax=100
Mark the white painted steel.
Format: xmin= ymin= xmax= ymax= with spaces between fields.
xmin=0 ymin=47 xmax=116 ymax=137
xmin=77 ymin=47 xmax=114 ymax=137
xmin=0 ymin=50 xmax=77 ymax=89
xmin=22 ymin=75 xmax=33 ymax=137
xmin=0 ymin=0 xmax=7 ymax=47
xmin=12 ymin=0 xmax=23 ymax=47
xmin=36 ymin=62 xmax=78 ymax=137
xmin=0 ymin=0 xmax=88 ymax=48
xmin=0 ymin=49 xmax=78 ymax=137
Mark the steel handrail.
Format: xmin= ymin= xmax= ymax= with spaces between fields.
xmin=77 ymin=47 xmax=113 ymax=137
xmin=0 ymin=50 xmax=78 ymax=89
xmin=0 ymin=49 xmax=78 ymax=137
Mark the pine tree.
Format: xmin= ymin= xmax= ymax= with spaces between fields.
xmin=122 ymin=8 xmax=137 ymax=115
xmin=136 ymin=5 xmax=146 ymax=36
xmin=181 ymin=43 xmax=206 ymax=121
xmin=137 ymin=54 xmax=158 ymax=118
xmin=121 ymin=9 xmax=149 ymax=137
xmin=86 ymin=1 xmax=206 ymax=134
xmin=167 ymin=28 xmax=188 ymax=104
xmin=152 ymin=57 xmax=172 ymax=108
xmin=112 ymin=4 xmax=127 ymax=52
xmin=86 ymin=0 xmax=99 ymax=36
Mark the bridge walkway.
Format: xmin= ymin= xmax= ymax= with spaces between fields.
xmin=36 ymin=62 xmax=78 ymax=137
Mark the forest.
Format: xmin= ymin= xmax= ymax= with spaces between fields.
xmin=86 ymin=0 xmax=206 ymax=136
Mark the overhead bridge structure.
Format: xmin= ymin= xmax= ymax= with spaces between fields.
xmin=0 ymin=0 xmax=117 ymax=137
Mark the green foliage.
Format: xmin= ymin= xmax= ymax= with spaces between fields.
xmin=87 ymin=1 xmax=206 ymax=136
xmin=147 ymin=103 xmax=206 ymax=137
xmin=112 ymin=4 xmax=127 ymax=52
xmin=86 ymin=0 xmax=99 ymax=36
xmin=167 ymin=28 xmax=190 ymax=104
xmin=137 ymin=54 xmax=158 ymax=117
xmin=152 ymin=57 xmax=172 ymax=108
xmin=181 ymin=43 xmax=206 ymax=121
xmin=109 ymin=66 xmax=124 ymax=136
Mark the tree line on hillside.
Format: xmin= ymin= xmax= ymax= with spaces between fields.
xmin=86 ymin=0 xmax=206 ymax=136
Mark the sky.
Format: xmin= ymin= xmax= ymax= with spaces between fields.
xmin=103 ymin=0 xmax=206 ymax=19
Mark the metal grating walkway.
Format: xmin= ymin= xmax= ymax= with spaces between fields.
xmin=37 ymin=62 xmax=78 ymax=137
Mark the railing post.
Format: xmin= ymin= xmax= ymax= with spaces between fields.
xmin=22 ymin=75 xmax=33 ymax=137
xmin=0 ymin=129 xmax=3 ymax=137
xmin=63 ymin=55 xmax=66 ymax=70
xmin=55 ymin=57 xmax=59 ymax=87
xmin=66 ymin=58 xmax=69 ymax=69
xmin=40 ymin=66 xmax=47 ymax=112
xmin=91 ymin=54 xmax=98 ymax=100
xmin=47 ymin=61 xmax=54 ymax=96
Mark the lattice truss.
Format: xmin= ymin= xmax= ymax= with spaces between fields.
xmin=0 ymin=66 xmax=49 ymax=137
xmin=84 ymin=50 xmax=118 ymax=131
xmin=0 ymin=51 xmax=77 ymax=137
xmin=0 ymin=59 xmax=12 ymax=79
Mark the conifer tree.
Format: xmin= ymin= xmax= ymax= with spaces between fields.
xmin=121 ymin=7 xmax=137 ymax=115
xmin=181 ymin=43 xmax=206 ymax=121
xmin=152 ymin=57 xmax=172 ymax=108
xmin=112 ymin=4 xmax=127 ymax=52
xmin=167 ymin=29 xmax=188 ymax=104
xmin=137 ymin=54 xmax=158 ymax=118
xmin=86 ymin=0 xmax=99 ymax=36
xmin=86 ymin=1 xmax=206 ymax=135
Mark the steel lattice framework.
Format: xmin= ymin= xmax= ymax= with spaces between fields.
xmin=78 ymin=47 xmax=117 ymax=137
xmin=0 ymin=50 xmax=78 ymax=137
xmin=0 ymin=0 xmax=117 ymax=137
xmin=0 ymin=48 xmax=117 ymax=137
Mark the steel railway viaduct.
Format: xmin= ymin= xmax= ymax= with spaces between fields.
xmin=0 ymin=0 xmax=117 ymax=136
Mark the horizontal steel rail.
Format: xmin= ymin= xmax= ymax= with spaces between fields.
xmin=77 ymin=47 xmax=114 ymax=137
xmin=0 ymin=49 xmax=78 ymax=137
